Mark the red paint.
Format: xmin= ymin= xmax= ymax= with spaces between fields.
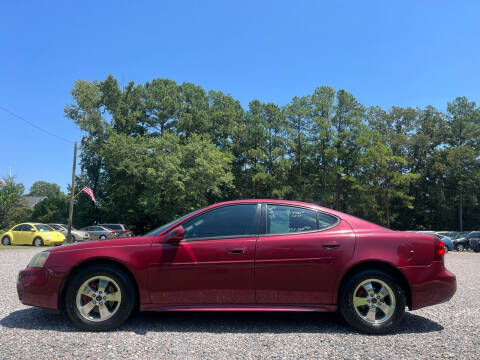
xmin=16 ymin=199 xmax=456 ymax=315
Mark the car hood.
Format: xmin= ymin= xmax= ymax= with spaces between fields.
xmin=49 ymin=236 xmax=153 ymax=253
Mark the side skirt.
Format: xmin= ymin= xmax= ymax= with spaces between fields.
xmin=140 ymin=304 xmax=337 ymax=312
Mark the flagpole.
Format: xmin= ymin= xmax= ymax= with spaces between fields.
xmin=67 ymin=141 xmax=77 ymax=244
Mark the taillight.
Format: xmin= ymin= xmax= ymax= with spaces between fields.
xmin=122 ymin=230 xmax=126 ymax=233
xmin=434 ymin=238 xmax=445 ymax=260
xmin=110 ymin=231 xmax=116 ymax=235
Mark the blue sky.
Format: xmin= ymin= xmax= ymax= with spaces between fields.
xmin=1 ymin=1 xmax=479 ymax=192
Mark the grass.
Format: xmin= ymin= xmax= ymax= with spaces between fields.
xmin=0 ymin=245 xmax=51 ymax=250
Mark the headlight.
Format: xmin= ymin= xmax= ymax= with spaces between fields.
xmin=28 ymin=251 xmax=50 ymax=268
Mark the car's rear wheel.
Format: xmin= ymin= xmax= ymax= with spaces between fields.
xmin=65 ymin=265 xmax=135 ymax=331
xmin=100 ymin=235 xmax=106 ymax=240
xmin=1 ymin=236 xmax=11 ymax=246
xmin=33 ymin=237 xmax=43 ymax=246
xmin=339 ymin=269 xmax=406 ymax=334
xmin=455 ymin=243 xmax=465 ymax=251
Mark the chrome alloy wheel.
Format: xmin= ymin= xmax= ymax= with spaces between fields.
xmin=353 ymin=279 xmax=396 ymax=325
xmin=75 ymin=276 xmax=122 ymax=322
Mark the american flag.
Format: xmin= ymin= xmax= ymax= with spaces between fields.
xmin=81 ymin=186 xmax=97 ymax=204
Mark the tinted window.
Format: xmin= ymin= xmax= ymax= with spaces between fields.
xmin=23 ymin=224 xmax=34 ymax=231
xmin=12 ymin=225 xmax=23 ymax=231
xmin=318 ymin=212 xmax=339 ymax=229
xmin=51 ymin=224 xmax=62 ymax=230
xmin=266 ymin=205 xmax=318 ymax=234
xmin=183 ymin=204 xmax=257 ymax=239
xmin=470 ymin=232 xmax=480 ymax=237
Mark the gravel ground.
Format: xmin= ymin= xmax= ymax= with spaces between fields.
xmin=0 ymin=248 xmax=478 ymax=360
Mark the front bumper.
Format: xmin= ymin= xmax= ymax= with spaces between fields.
xmin=17 ymin=267 xmax=66 ymax=310
xmin=401 ymin=261 xmax=456 ymax=310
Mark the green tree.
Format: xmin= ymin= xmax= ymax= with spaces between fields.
xmin=29 ymin=181 xmax=62 ymax=197
xmin=0 ymin=176 xmax=30 ymax=229
xmin=31 ymin=194 xmax=69 ymax=223
xmin=444 ymin=97 xmax=480 ymax=231
xmin=285 ymin=95 xmax=312 ymax=199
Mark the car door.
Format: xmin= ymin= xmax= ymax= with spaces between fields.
xmin=255 ymin=204 xmax=356 ymax=305
xmin=91 ymin=226 xmax=104 ymax=239
xmin=10 ymin=224 xmax=25 ymax=244
xmin=21 ymin=224 xmax=36 ymax=245
xmin=148 ymin=203 xmax=260 ymax=306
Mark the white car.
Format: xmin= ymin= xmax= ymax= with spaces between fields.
xmin=48 ymin=224 xmax=90 ymax=242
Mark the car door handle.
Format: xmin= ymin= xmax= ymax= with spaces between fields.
xmin=322 ymin=242 xmax=340 ymax=249
xmin=228 ymin=248 xmax=248 ymax=254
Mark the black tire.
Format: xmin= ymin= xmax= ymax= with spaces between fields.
xmin=65 ymin=265 xmax=135 ymax=331
xmin=455 ymin=243 xmax=465 ymax=251
xmin=71 ymin=235 xmax=76 ymax=242
xmin=100 ymin=235 xmax=106 ymax=240
xmin=339 ymin=269 xmax=406 ymax=334
xmin=33 ymin=237 xmax=44 ymax=247
xmin=1 ymin=236 xmax=11 ymax=246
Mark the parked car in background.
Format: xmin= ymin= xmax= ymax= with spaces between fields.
xmin=466 ymin=231 xmax=480 ymax=252
xmin=48 ymin=224 xmax=90 ymax=242
xmin=451 ymin=234 xmax=470 ymax=251
xmin=79 ymin=226 xmax=117 ymax=240
xmin=98 ymin=224 xmax=132 ymax=238
xmin=434 ymin=233 xmax=454 ymax=253
xmin=2 ymin=223 xmax=65 ymax=246
xmin=17 ymin=199 xmax=456 ymax=334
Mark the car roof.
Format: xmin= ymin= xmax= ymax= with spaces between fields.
xmin=190 ymin=199 xmax=388 ymax=232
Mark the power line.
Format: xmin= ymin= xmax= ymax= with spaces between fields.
xmin=0 ymin=104 xmax=74 ymax=144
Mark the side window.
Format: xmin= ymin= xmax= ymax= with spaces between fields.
xmin=266 ymin=205 xmax=318 ymax=234
xmin=183 ymin=204 xmax=258 ymax=239
xmin=23 ymin=224 xmax=33 ymax=231
xmin=318 ymin=212 xmax=338 ymax=229
xmin=13 ymin=225 xmax=23 ymax=231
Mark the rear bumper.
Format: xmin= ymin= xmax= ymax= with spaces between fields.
xmin=401 ymin=261 xmax=456 ymax=310
xmin=17 ymin=267 xmax=65 ymax=310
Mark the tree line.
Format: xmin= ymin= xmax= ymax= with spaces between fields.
xmin=2 ymin=75 xmax=479 ymax=233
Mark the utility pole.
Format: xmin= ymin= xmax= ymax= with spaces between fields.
xmin=67 ymin=141 xmax=77 ymax=243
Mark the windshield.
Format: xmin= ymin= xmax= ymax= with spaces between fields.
xmin=144 ymin=210 xmax=198 ymax=237
xmin=35 ymin=224 xmax=53 ymax=232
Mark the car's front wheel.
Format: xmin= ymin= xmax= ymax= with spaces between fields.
xmin=339 ymin=269 xmax=406 ymax=334
xmin=1 ymin=236 xmax=11 ymax=246
xmin=100 ymin=235 xmax=106 ymax=240
xmin=33 ymin=237 xmax=43 ymax=246
xmin=65 ymin=265 xmax=135 ymax=331
xmin=455 ymin=243 xmax=465 ymax=251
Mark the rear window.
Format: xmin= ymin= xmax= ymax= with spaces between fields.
xmin=266 ymin=205 xmax=338 ymax=234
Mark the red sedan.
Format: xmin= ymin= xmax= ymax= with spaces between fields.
xmin=17 ymin=200 xmax=456 ymax=333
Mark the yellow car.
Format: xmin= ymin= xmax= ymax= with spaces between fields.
xmin=1 ymin=223 xmax=65 ymax=246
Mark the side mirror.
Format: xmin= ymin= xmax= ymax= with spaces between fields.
xmin=31 ymin=229 xmax=36 ymax=232
xmin=166 ymin=226 xmax=184 ymax=243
